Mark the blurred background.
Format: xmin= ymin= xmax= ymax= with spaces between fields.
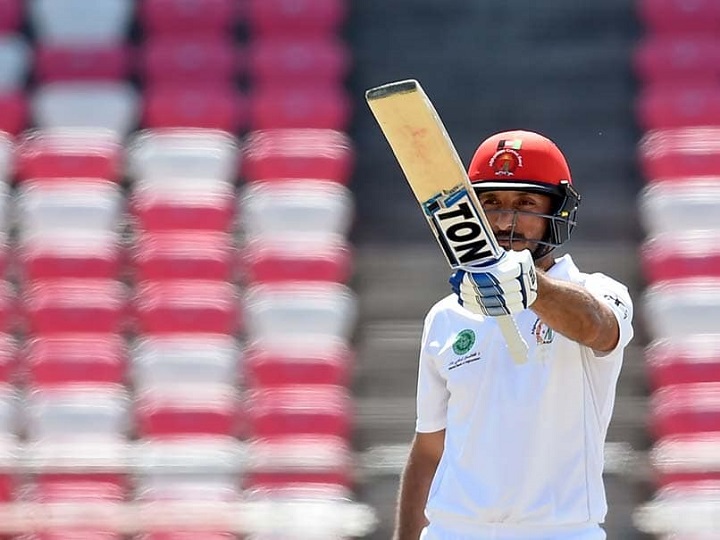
xmin=0 ymin=0 xmax=716 ymax=539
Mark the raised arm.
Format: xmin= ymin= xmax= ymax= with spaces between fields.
xmin=393 ymin=429 xmax=445 ymax=540
xmin=531 ymin=271 xmax=619 ymax=353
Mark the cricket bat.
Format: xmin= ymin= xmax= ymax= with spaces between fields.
xmin=365 ymin=79 xmax=528 ymax=365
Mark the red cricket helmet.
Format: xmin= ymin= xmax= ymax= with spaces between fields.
xmin=467 ymin=129 xmax=581 ymax=259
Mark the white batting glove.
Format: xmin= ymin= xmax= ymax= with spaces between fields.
xmin=449 ymin=249 xmax=538 ymax=317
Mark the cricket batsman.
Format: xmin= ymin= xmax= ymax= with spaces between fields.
xmin=394 ymin=130 xmax=634 ymax=540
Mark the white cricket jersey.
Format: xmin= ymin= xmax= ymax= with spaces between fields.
xmin=416 ymin=254 xmax=634 ymax=537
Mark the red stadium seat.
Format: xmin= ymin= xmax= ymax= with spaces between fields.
xmin=241 ymin=129 xmax=354 ymax=183
xmin=241 ymin=236 xmax=352 ymax=284
xmin=248 ymin=37 xmax=350 ymax=86
xmin=0 ymin=281 xmax=18 ymax=334
xmin=135 ymin=385 xmax=239 ymax=438
xmin=139 ymin=37 xmax=240 ymax=86
xmin=646 ymin=336 xmax=720 ymax=390
xmin=247 ymin=0 xmax=347 ymax=36
xmin=22 ymin=531 xmax=122 ymax=540
xmin=245 ymin=385 xmax=352 ymax=439
xmin=133 ymin=232 xmax=234 ymax=282
xmin=0 ymin=334 xmax=15 ymax=384
xmin=139 ymin=0 xmax=239 ymax=36
xmin=634 ymin=36 xmax=720 ymax=86
xmin=639 ymin=127 xmax=720 ymax=182
xmin=22 ymin=280 xmax=128 ymax=335
xmin=35 ymin=45 xmax=132 ymax=82
xmin=244 ymin=341 xmax=352 ymax=388
xmin=0 ymin=0 xmax=22 ymax=33
xmin=133 ymin=280 xmax=239 ymax=335
xmin=18 ymin=234 xmax=124 ymax=281
xmin=642 ymin=232 xmax=720 ymax=283
xmin=130 ymin=183 xmax=236 ymax=233
xmin=15 ymin=129 xmax=123 ymax=181
xmin=139 ymin=534 xmax=236 ymax=540
xmin=0 ymin=91 xmax=28 ymax=135
xmin=637 ymin=85 xmax=720 ymax=130
xmin=143 ymin=86 xmax=247 ymax=132
xmin=24 ymin=334 xmax=126 ymax=386
xmin=637 ymin=0 xmax=720 ymax=34
xmin=650 ymin=382 xmax=720 ymax=438
xmin=249 ymin=86 xmax=351 ymax=130
xmin=32 ymin=475 xmax=127 ymax=502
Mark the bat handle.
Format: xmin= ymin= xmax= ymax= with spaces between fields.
xmin=497 ymin=315 xmax=528 ymax=365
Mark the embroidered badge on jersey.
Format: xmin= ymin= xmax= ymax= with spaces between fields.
xmin=532 ymin=318 xmax=555 ymax=345
xmin=448 ymin=329 xmax=481 ymax=370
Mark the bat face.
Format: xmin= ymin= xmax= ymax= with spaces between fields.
xmin=365 ymin=79 xmax=501 ymax=268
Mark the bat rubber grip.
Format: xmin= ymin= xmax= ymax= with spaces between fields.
xmin=498 ymin=315 xmax=528 ymax=365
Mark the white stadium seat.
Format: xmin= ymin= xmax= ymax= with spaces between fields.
xmin=30 ymin=0 xmax=134 ymax=44
xmin=127 ymin=129 xmax=239 ymax=185
xmin=639 ymin=180 xmax=720 ymax=236
xmin=238 ymin=180 xmax=353 ymax=240
xmin=643 ymin=278 xmax=720 ymax=339
xmin=32 ymin=82 xmax=140 ymax=137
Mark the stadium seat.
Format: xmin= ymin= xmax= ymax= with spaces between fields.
xmin=30 ymin=0 xmax=134 ymax=44
xmin=16 ymin=180 xmax=124 ymax=239
xmin=143 ymin=86 xmax=247 ymax=132
xmin=240 ymin=129 xmax=354 ymax=184
xmin=138 ymin=0 xmax=239 ymax=36
xmin=642 ymin=231 xmax=720 ymax=283
xmin=132 ymin=334 xmax=239 ymax=389
xmin=135 ymin=385 xmax=239 ymax=438
xmin=133 ymin=232 xmax=234 ymax=282
xmin=245 ymin=385 xmax=352 ymax=439
xmin=0 ymin=334 xmax=15 ymax=384
xmin=637 ymin=0 xmax=720 ymax=35
xmin=130 ymin=182 xmax=236 ymax=233
xmin=244 ymin=339 xmax=351 ymax=388
xmin=651 ymin=433 xmax=720 ymax=487
xmin=139 ymin=534 xmax=236 ymax=540
xmin=31 ymin=475 xmax=127 ymax=502
xmin=634 ymin=36 xmax=720 ymax=87
xmin=238 ymin=180 xmax=353 ymax=240
xmin=637 ymin=84 xmax=720 ymax=130
xmin=249 ymin=86 xmax=351 ymax=130
xmin=0 ymin=131 xmax=11 ymax=183
xmin=639 ymin=127 xmax=720 ymax=181
xmin=35 ymin=44 xmax=132 ymax=82
xmin=23 ymin=532 xmax=123 ymax=540
xmin=139 ymin=36 xmax=241 ymax=86
xmin=0 ymin=0 xmax=21 ymax=33
xmin=639 ymin=180 xmax=720 ymax=236
xmin=0 ymin=383 xmax=18 ymax=438
xmin=643 ymin=278 xmax=720 ymax=339
xmin=127 ymin=128 xmax=239 ymax=185
xmin=0 ymin=91 xmax=28 ymax=135
xmin=0 ymin=181 xmax=11 ymax=236
xmin=0 ymin=281 xmax=17 ymax=334
xmin=246 ymin=0 xmax=348 ymax=36
xmin=646 ymin=336 xmax=720 ymax=390
xmin=244 ymin=435 xmax=352 ymax=493
xmin=650 ymin=382 xmax=720 ymax=438
xmin=0 ymin=34 xmax=29 ymax=90
xmin=24 ymin=334 xmax=126 ymax=386
xmin=133 ymin=280 xmax=239 ymax=335
xmin=18 ymin=232 xmax=124 ymax=281
xmin=241 ymin=236 xmax=352 ymax=284
xmin=15 ymin=129 xmax=124 ymax=181
xmin=24 ymin=384 xmax=130 ymax=442
xmin=32 ymin=82 xmax=140 ymax=137
xmin=244 ymin=282 xmax=356 ymax=343
xmin=247 ymin=36 xmax=350 ymax=87
xmin=22 ymin=279 xmax=128 ymax=335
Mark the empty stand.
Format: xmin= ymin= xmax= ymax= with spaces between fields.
xmin=0 ymin=34 xmax=29 ymax=90
xmin=650 ymin=382 xmax=720 ymax=438
xmin=35 ymin=43 xmax=132 ymax=82
xmin=646 ymin=336 xmax=720 ymax=390
xmin=639 ymin=180 xmax=720 ymax=236
xmin=637 ymin=0 xmax=720 ymax=35
xmin=249 ymin=86 xmax=351 ymax=130
xmin=642 ymin=231 xmax=720 ymax=283
xmin=30 ymin=0 xmax=134 ymax=44
xmin=143 ymin=86 xmax=246 ymax=132
xmin=637 ymin=84 xmax=720 ymax=130
xmin=246 ymin=0 xmax=347 ymax=37
xmin=634 ymin=36 xmax=720 ymax=87
xmin=138 ymin=0 xmax=239 ymax=36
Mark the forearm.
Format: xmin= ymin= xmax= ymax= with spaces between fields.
xmin=393 ymin=453 xmax=438 ymax=540
xmin=531 ymin=271 xmax=619 ymax=352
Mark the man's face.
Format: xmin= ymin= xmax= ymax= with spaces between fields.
xmin=476 ymin=190 xmax=553 ymax=253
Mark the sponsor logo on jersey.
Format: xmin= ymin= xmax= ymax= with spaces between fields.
xmin=604 ymin=294 xmax=629 ymax=320
xmin=532 ymin=318 xmax=555 ymax=345
xmin=452 ymin=329 xmax=476 ymax=355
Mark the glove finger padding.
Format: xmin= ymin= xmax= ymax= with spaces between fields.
xmin=453 ymin=249 xmax=538 ymax=316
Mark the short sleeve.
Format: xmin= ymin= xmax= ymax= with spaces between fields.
xmin=415 ymin=310 xmax=450 ymax=433
xmin=584 ymin=273 xmax=634 ymax=358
